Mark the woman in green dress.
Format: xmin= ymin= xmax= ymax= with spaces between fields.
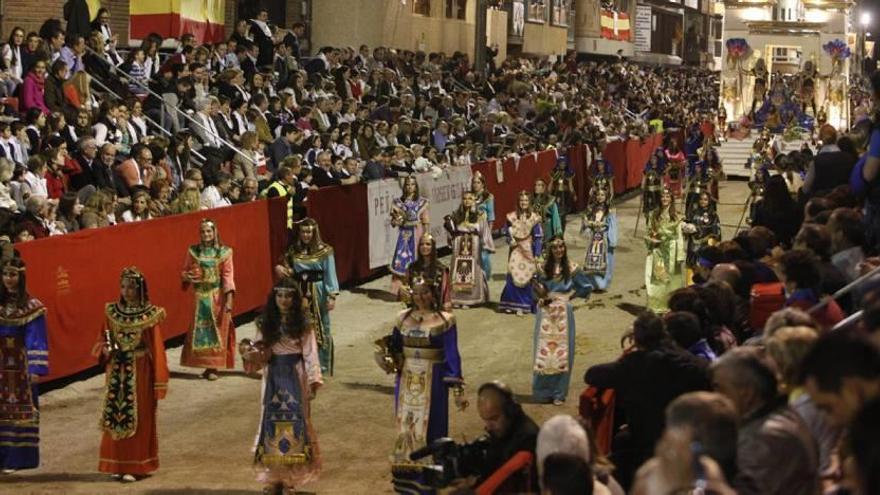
xmin=645 ymin=189 xmax=686 ymax=313
xmin=532 ymin=178 xmax=562 ymax=240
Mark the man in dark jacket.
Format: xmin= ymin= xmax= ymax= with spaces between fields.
xmin=63 ymin=0 xmax=91 ymax=40
xmin=584 ymin=312 xmax=710 ymax=490
xmin=802 ymin=125 xmax=857 ymax=198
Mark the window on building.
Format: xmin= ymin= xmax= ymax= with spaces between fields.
xmin=527 ymin=0 xmax=546 ymax=23
xmin=551 ymin=0 xmax=571 ymax=26
xmin=414 ymin=0 xmax=431 ymax=16
xmin=446 ymin=0 xmax=467 ymax=19
xmin=509 ymin=0 xmax=526 ymax=37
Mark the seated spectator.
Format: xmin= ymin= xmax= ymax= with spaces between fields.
xmin=664 ymin=311 xmax=717 ymax=362
xmin=362 ymin=147 xmax=395 ymax=182
xmin=849 ymin=397 xmax=880 ymax=495
xmin=313 ymin=150 xmax=357 ymax=187
xmin=43 ymin=146 xmax=68 ymax=199
xmin=536 ymin=415 xmax=623 ymax=495
xmin=200 ymin=170 xmax=233 ymax=209
xmin=148 ymin=179 xmax=172 ymax=217
xmin=269 ymin=124 xmax=302 ymax=173
xmin=765 ymin=325 xmax=842 ymax=479
xmin=778 ymin=249 xmax=845 ymax=330
xmin=633 ymin=392 xmax=741 ymax=494
xmin=584 ymin=312 xmax=710 ymax=490
xmin=541 ymin=454 xmax=594 ymax=495
xmin=710 ymin=347 xmax=819 ymax=495
xmin=827 ymin=208 xmax=866 ymax=282
xmin=20 ymin=59 xmax=49 ymax=115
xmin=116 ymin=143 xmax=155 ymax=196
xmin=19 ymin=195 xmax=50 ymax=239
xmin=120 ymin=188 xmax=151 ymax=222
xmin=24 ymin=156 xmax=48 ymax=198
xmin=802 ymin=125 xmax=857 ymax=199
xmin=792 ymin=223 xmax=847 ymax=298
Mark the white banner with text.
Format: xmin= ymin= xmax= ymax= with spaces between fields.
xmin=367 ymin=168 xmax=473 ymax=269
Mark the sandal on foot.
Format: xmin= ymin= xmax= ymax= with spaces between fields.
xmin=121 ymin=474 xmax=137 ymax=483
xmin=202 ymin=370 xmax=219 ymax=381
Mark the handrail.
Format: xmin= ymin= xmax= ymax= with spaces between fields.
xmin=83 ymin=46 xmax=259 ymax=167
xmin=85 ymin=72 xmax=207 ymax=163
xmin=808 ymin=264 xmax=880 ymax=314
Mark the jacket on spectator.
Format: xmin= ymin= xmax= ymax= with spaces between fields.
xmin=21 ymin=71 xmax=49 ymax=114
xmin=733 ymin=401 xmax=820 ymax=495
xmin=268 ymin=137 xmax=291 ymax=172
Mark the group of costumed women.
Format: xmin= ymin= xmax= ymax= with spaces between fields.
xmin=0 ymin=217 xmax=333 ymax=495
xmin=643 ymin=138 xmax=722 ymax=312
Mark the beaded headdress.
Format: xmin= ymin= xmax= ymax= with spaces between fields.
xmin=120 ymin=266 xmax=149 ymax=306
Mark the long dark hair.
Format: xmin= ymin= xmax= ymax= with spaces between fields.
xmin=400 ymin=175 xmax=420 ymax=201
xmin=451 ymin=191 xmax=479 ymax=224
xmin=259 ymin=277 xmax=309 ymax=347
xmin=651 ymin=188 xmax=678 ymax=224
xmin=0 ymin=257 xmax=29 ymax=307
xmin=762 ymin=175 xmax=796 ymax=212
xmin=409 ymin=234 xmax=445 ymax=284
xmin=542 ymin=235 xmax=571 ymax=282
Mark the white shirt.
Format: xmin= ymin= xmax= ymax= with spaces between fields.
xmin=200 ymin=112 xmax=219 ymax=147
xmin=23 ymin=171 xmax=47 ymax=198
xmin=200 ymin=186 xmax=231 ymax=209
xmin=2 ymin=44 xmax=22 ymax=80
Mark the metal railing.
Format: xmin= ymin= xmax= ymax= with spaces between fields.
xmin=83 ymin=47 xmax=259 ymax=168
xmin=809 ymin=264 xmax=880 ymax=331
xmin=85 ymin=73 xmax=207 ymax=163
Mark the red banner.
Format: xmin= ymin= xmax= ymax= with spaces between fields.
xmin=18 ymin=199 xmax=287 ymax=381
xmin=305 ymin=184 xmax=372 ymax=284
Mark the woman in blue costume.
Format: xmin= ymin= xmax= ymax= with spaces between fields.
xmin=500 ymin=191 xmax=544 ymax=314
xmin=0 ymin=257 xmax=48 ymax=474
xmin=532 ymin=177 xmax=562 ymax=240
xmin=581 ymin=185 xmax=618 ymax=291
xmin=471 ymin=172 xmax=495 ymax=279
xmin=274 ymin=218 xmax=339 ymax=375
xmin=390 ymin=176 xmax=430 ymax=297
xmin=548 ymin=155 xmax=575 ymax=231
xmin=532 ymin=236 xmax=591 ymax=405
xmin=375 ymin=276 xmax=466 ymax=494
xmin=251 ymin=278 xmax=323 ymax=495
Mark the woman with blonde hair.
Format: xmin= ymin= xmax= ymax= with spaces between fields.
xmin=233 ymin=131 xmax=261 ymax=181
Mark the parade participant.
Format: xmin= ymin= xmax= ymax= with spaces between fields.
xmin=181 ymin=219 xmax=236 ymax=380
xmin=532 ymin=177 xmax=562 ymax=240
xmin=445 ymin=191 xmax=495 ymax=307
xmin=581 ymin=186 xmax=618 ymax=291
xmin=500 ymin=191 xmax=544 ymax=314
xmin=641 ymin=148 xmax=665 ymax=215
xmin=274 ymin=218 xmax=339 ymax=375
xmin=472 ymin=171 xmax=496 ymax=279
xmin=403 ymin=234 xmax=451 ymax=310
xmin=96 ymin=267 xmax=168 ymax=482
xmin=548 ymin=156 xmax=575 ymax=230
xmin=532 ymin=236 xmax=591 ymax=405
xmin=590 ymin=158 xmax=615 ymax=203
xmin=374 ymin=276 xmax=466 ymax=493
xmin=251 ymin=278 xmax=322 ymax=495
xmin=664 ymin=139 xmax=686 ymax=198
xmin=0 ymin=257 xmax=48 ymax=474
xmin=684 ymin=158 xmax=714 ymax=217
xmin=645 ymin=189 xmax=686 ymax=313
xmin=389 ymin=175 xmax=429 ymax=296
xmin=683 ymin=191 xmax=721 ymax=284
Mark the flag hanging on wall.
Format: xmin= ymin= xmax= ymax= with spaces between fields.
xmin=130 ymin=0 xmax=226 ymax=44
xmin=600 ymin=10 xmax=631 ymax=42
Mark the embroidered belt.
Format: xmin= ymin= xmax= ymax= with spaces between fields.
xmin=297 ymin=270 xmax=324 ymax=282
xmin=403 ymin=347 xmax=444 ymax=361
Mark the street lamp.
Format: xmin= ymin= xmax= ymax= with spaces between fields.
xmin=861 ymin=12 xmax=871 ymax=27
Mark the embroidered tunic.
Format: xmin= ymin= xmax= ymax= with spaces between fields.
xmin=388 ymin=311 xmax=462 ymax=494
xmin=532 ymin=193 xmax=562 ymax=240
xmin=97 ymin=303 xmax=168 ymax=475
xmin=390 ymin=197 xmax=430 ymax=280
xmin=645 ymin=209 xmax=686 ymax=313
xmin=532 ymin=263 xmax=591 ymax=403
xmin=447 ymin=211 xmax=495 ymax=306
xmin=581 ymin=207 xmax=618 ymax=291
xmin=475 ymin=192 xmax=496 ymax=279
xmin=0 ymin=299 xmax=47 ymax=471
xmin=684 ymin=205 xmax=721 ymax=268
xmin=282 ymin=244 xmax=339 ymax=375
xmin=181 ymin=244 xmax=236 ymax=369
xmin=253 ymin=320 xmax=323 ymax=488
xmin=499 ymin=211 xmax=543 ymax=313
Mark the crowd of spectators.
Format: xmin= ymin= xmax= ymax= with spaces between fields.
xmin=0 ymin=5 xmax=878 ymax=495
xmin=0 ymin=6 xmax=718 ymax=245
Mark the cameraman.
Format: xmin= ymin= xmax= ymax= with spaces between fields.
xmin=476 ymin=381 xmax=539 ymax=492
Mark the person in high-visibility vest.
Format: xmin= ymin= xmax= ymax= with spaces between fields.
xmin=261 ymin=165 xmax=301 ymax=228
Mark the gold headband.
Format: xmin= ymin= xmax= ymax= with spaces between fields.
xmin=549 ymin=238 xmax=565 ymax=248
xmin=2 ymin=265 xmax=25 ymax=273
xmin=121 ymin=266 xmax=144 ymax=281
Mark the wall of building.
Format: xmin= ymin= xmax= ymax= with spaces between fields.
xmin=0 ymin=0 xmax=240 ymax=46
xmin=312 ymin=0 xmax=510 ymax=61
xmin=522 ymin=21 xmax=568 ymax=55
xmin=574 ymin=0 xmax=635 ymax=56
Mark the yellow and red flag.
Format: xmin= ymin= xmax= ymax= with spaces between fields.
xmin=130 ymin=0 xmax=226 ymax=43
xmin=600 ymin=10 xmax=631 ymax=42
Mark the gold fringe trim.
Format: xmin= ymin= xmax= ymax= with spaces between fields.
xmin=105 ymin=304 xmax=166 ymax=331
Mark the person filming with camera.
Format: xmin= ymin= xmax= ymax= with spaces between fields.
xmin=473 ymin=381 xmax=540 ymax=493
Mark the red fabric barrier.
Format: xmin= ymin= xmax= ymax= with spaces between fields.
xmin=306 ymin=184 xmax=372 ymax=283
xmin=603 ymin=141 xmax=628 ymax=194
xmin=17 ymin=199 xmax=287 ymax=381
xmin=570 ymin=144 xmax=592 ymax=212
xmin=471 ymin=150 xmax=558 ymax=230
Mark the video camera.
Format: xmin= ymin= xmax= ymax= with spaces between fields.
xmin=408 ymin=436 xmax=491 ymax=488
